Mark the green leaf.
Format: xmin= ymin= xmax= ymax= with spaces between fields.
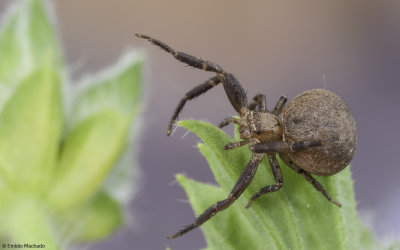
xmin=49 ymin=52 xmax=143 ymax=210
xmin=0 ymin=11 xmax=22 ymax=87
xmin=48 ymin=52 xmax=143 ymax=211
xmin=176 ymin=120 xmax=380 ymax=250
xmin=0 ymin=0 xmax=62 ymax=190
xmin=71 ymin=192 xmax=123 ymax=242
xmin=0 ymin=0 xmax=61 ymax=93
xmin=47 ymin=110 xmax=130 ymax=210
xmin=5 ymin=196 xmax=60 ymax=250
xmin=25 ymin=0 xmax=62 ymax=67
xmin=0 ymin=0 xmax=144 ymax=248
xmin=0 ymin=60 xmax=62 ymax=191
xmin=68 ymin=52 xmax=144 ymax=131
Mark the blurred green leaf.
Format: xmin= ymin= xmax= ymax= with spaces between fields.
xmin=26 ymin=0 xmax=62 ymax=67
xmin=0 ymin=12 xmax=21 ymax=86
xmin=0 ymin=1 xmax=62 ymax=187
xmin=6 ymin=197 xmax=60 ymax=250
xmin=48 ymin=110 xmax=131 ymax=210
xmin=72 ymin=192 xmax=123 ymax=242
xmin=0 ymin=0 xmax=144 ymax=248
xmin=389 ymin=242 xmax=400 ymax=250
xmin=0 ymin=0 xmax=61 ymax=91
xmin=176 ymin=120 xmax=380 ymax=250
xmin=69 ymin=52 xmax=144 ymax=130
xmin=47 ymin=52 xmax=144 ymax=211
xmin=0 ymin=59 xmax=62 ymax=191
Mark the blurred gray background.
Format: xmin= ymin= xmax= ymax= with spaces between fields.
xmin=1 ymin=0 xmax=399 ymax=249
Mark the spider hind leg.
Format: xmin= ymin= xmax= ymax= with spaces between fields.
xmin=279 ymin=153 xmax=341 ymax=207
xmin=168 ymin=154 xmax=264 ymax=239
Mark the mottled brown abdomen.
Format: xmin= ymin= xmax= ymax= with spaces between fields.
xmin=282 ymin=89 xmax=357 ymax=176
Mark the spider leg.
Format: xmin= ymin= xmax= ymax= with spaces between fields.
xmin=272 ymin=95 xmax=287 ymax=115
xmin=168 ymin=154 xmax=264 ymax=239
xmin=136 ymin=34 xmax=224 ymax=74
xmin=167 ymin=76 xmax=222 ymax=135
xmin=222 ymin=73 xmax=249 ymax=113
xmin=279 ymin=153 xmax=341 ymax=207
xmin=136 ymin=34 xmax=249 ymax=131
xmin=252 ymin=141 xmax=322 ymax=154
xmin=218 ymin=116 xmax=239 ymax=128
xmin=248 ymin=93 xmax=267 ymax=111
xmin=223 ymin=140 xmax=249 ymax=150
xmin=246 ymin=153 xmax=283 ymax=208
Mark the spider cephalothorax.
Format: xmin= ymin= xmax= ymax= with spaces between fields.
xmin=136 ymin=34 xmax=357 ymax=239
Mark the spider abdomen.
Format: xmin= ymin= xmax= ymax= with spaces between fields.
xmin=282 ymin=89 xmax=357 ymax=176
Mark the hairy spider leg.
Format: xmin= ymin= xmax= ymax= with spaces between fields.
xmin=167 ymin=76 xmax=222 ymax=135
xmin=272 ymin=95 xmax=288 ymax=115
xmin=246 ymin=153 xmax=283 ymax=208
xmin=221 ymin=73 xmax=248 ymax=113
xmin=219 ymin=93 xmax=267 ymax=149
xmin=252 ymin=141 xmax=322 ymax=153
xmin=219 ymin=92 xmax=267 ymax=129
xmin=223 ymin=140 xmax=250 ymax=150
xmin=279 ymin=153 xmax=341 ymax=207
xmin=218 ymin=116 xmax=240 ymax=128
xmin=219 ymin=92 xmax=266 ymax=131
xmin=136 ymin=34 xmax=250 ymax=133
xmin=248 ymin=93 xmax=267 ymax=111
xmin=168 ymin=154 xmax=265 ymax=239
xmin=135 ymin=34 xmax=224 ymax=74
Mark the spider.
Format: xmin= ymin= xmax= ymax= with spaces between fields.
xmin=136 ymin=34 xmax=357 ymax=240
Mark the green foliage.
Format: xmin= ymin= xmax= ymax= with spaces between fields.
xmin=0 ymin=60 xmax=62 ymax=191
xmin=176 ymin=120 xmax=381 ymax=250
xmin=0 ymin=0 xmax=143 ymax=248
xmin=71 ymin=192 xmax=124 ymax=242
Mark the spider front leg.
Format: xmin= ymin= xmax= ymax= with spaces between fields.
xmin=167 ymin=76 xmax=222 ymax=135
xmin=218 ymin=117 xmax=248 ymax=150
xmin=136 ymin=34 xmax=249 ymax=134
xmin=246 ymin=153 xmax=283 ymax=208
xmin=221 ymin=73 xmax=249 ymax=114
xmin=168 ymin=153 xmax=264 ymax=239
xmin=279 ymin=153 xmax=341 ymax=207
xmin=136 ymin=34 xmax=224 ymax=74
